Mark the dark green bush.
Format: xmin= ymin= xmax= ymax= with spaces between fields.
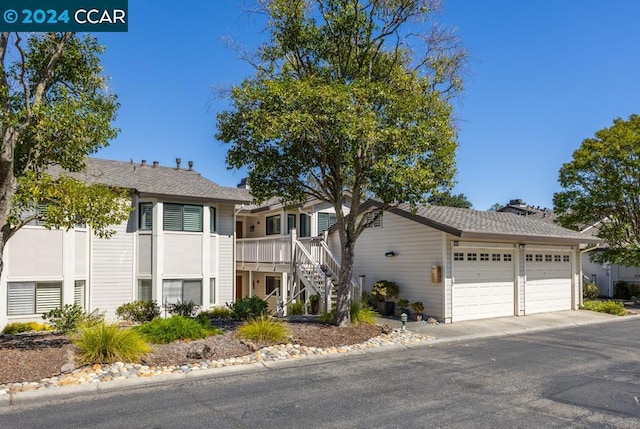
xmin=135 ymin=316 xmax=222 ymax=344
xmin=614 ymin=281 xmax=631 ymax=300
xmin=116 ymin=301 xmax=160 ymax=323
xmin=287 ymin=301 xmax=305 ymax=316
xmin=580 ymin=300 xmax=626 ymax=316
xmin=166 ymin=300 xmax=200 ymax=317
xmin=42 ymin=305 xmax=104 ymax=333
xmin=228 ymin=296 xmax=268 ymax=320
xmin=583 ymin=282 xmax=599 ymax=300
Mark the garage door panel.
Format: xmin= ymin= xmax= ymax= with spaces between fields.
xmin=525 ymin=252 xmax=572 ymax=314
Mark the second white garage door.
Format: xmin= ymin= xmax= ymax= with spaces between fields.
xmin=452 ymin=250 xmax=515 ymax=322
xmin=525 ymin=252 xmax=572 ymax=314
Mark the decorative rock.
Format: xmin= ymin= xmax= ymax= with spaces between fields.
xmin=60 ymin=363 xmax=75 ymax=374
xmin=427 ymin=317 xmax=438 ymax=325
xmin=186 ymin=342 xmax=214 ymax=359
xmin=381 ymin=324 xmax=393 ymax=334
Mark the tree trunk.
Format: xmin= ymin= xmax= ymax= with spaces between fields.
xmin=0 ymin=144 xmax=16 ymax=282
xmin=335 ymin=242 xmax=356 ymax=327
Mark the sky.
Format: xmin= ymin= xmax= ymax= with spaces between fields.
xmin=95 ymin=0 xmax=640 ymax=211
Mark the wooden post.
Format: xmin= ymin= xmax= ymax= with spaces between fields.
xmin=324 ymin=276 xmax=331 ymax=312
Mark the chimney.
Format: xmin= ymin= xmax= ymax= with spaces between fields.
xmin=153 ymin=161 xmax=159 ymax=168
xmin=175 ymin=158 xmax=181 ymax=169
xmin=141 ymin=160 xmax=147 ymax=166
xmin=188 ymin=160 xmax=193 ymax=171
xmin=237 ymin=177 xmax=250 ymax=190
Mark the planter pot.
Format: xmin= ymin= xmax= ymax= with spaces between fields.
xmin=415 ymin=314 xmax=423 ymax=322
xmin=377 ymin=301 xmax=395 ymax=317
xmin=310 ymin=300 xmax=320 ymax=315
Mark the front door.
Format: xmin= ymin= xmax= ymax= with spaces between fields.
xmin=236 ymin=275 xmax=243 ymax=300
xmin=236 ymin=221 xmax=243 ymax=239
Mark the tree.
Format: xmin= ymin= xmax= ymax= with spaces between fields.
xmin=0 ymin=32 xmax=130 ymax=279
xmin=427 ymin=191 xmax=472 ymax=208
xmin=487 ymin=203 xmax=503 ymax=212
xmin=217 ymin=0 xmax=464 ymax=326
xmin=554 ymin=114 xmax=640 ymax=267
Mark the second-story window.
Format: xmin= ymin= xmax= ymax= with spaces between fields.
xmin=266 ymin=214 xmax=281 ymax=235
xmin=210 ymin=207 xmax=217 ymax=233
xmin=299 ymin=214 xmax=311 ymax=237
xmin=139 ymin=202 xmax=153 ymax=231
xmin=163 ymin=203 xmax=203 ymax=232
xmin=317 ymin=212 xmax=337 ymax=235
xmin=287 ymin=214 xmax=296 ymax=234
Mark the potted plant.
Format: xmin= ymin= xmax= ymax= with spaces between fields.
xmin=395 ymin=298 xmax=410 ymax=317
xmin=411 ymin=301 xmax=424 ymax=321
xmin=371 ymin=280 xmax=399 ymax=317
xmin=309 ymin=294 xmax=321 ymax=315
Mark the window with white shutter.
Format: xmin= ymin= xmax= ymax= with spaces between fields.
xmin=317 ymin=212 xmax=337 ymax=235
xmin=7 ymin=282 xmax=62 ymax=315
xmin=74 ymin=280 xmax=86 ymax=309
xmin=162 ymin=279 xmax=202 ymax=306
xmin=139 ymin=203 xmax=153 ymax=231
xmin=163 ymin=204 xmax=202 ymax=232
xmin=138 ymin=279 xmax=152 ymax=301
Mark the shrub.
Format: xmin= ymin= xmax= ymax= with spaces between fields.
xmin=2 ymin=321 xmax=52 ymax=335
xmin=411 ymin=301 xmax=424 ymax=314
xmin=371 ymin=280 xmax=399 ymax=302
xmin=116 ymin=301 xmax=160 ymax=323
xmin=583 ymin=282 xmax=599 ymax=300
xmin=350 ymin=301 xmax=377 ymax=325
xmin=73 ymin=323 xmax=150 ymax=364
xmin=228 ymin=296 xmax=268 ymax=320
xmin=166 ymin=300 xmax=200 ymax=317
xmin=287 ymin=301 xmax=305 ymax=316
xmin=42 ymin=304 xmax=104 ymax=333
xmin=580 ymin=300 xmax=626 ymax=316
xmin=196 ymin=307 xmax=233 ymax=327
xmin=135 ymin=316 xmax=221 ymax=344
xmin=236 ymin=316 xmax=290 ymax=343
xmin=396 ymin=299 xmax=410 ymax=311
xmin=361 ymin=291 xmax=377 ymax=309
xmin=614 ymin=281 xmax=631 ymax=300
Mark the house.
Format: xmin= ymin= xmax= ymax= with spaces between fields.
xmin=0 ymin=158 xmax=251 ymax=329
xmin=327 ymin=203 xmax=602 ymax=323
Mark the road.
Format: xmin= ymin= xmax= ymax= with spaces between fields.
xmin=2 ymin=318 xmax=640 ymax=428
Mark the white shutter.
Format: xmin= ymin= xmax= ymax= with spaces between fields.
xmin=209 ymin=278 xmax=216 ymax=304
xmin=74 ymin=280 xmax=86 ymax=308
xmin=163 ymin=204 xmax=182 ymax=231
xmin=163 ymin=279 xmax=182 ymax=305
xmin=183 ymin=205 xmax=202 ymax=232
xmin=8 ymin=282 xmax=35 ymax=315
xmin=36 ymin=282 xmax=62 ymax=313
xmin=183 ymin=280 xmax=202 ymax=305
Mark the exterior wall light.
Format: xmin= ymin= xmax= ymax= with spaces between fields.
xmin=385 ymin=251 xmax=396 ymax=257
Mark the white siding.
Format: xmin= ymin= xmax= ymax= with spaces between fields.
xmin=91 ymin=221 xmax=134 ymax=318
xmin=164 ymin=233 xmax=202 ymax=276
xmin=209 ymin=235 xmax=218 ymax=276
xmin=349 ymin=212 xmax=445 ymax=320
xmin=138 ymin=234 xmax=152 ymax=275
xmin=218 ymin=236 xmax=234 ymax=304
xmin=8 ymin=228 xmax=63 ymax=278
xmin=218 ymin=204 xmax=235 ymax=236
xmin=74 ymin=230 xmax=88 ymax=277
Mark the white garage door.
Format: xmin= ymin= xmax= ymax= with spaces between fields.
xmin=525 ymin=252 xmax=572 ymax=314
xmin=452 ymin=250 xmax=515 ymax=322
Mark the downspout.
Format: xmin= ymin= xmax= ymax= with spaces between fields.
xmin=579 ymin=244 xmax=601 ymax=305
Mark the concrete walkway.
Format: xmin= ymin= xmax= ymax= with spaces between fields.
xmin=378 ymin=309 xmax=628 ymax=343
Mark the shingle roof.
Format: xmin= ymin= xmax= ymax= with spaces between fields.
xmin=49 ymin=158 xmax=252 ymax=204
xmin=382 ymin=203 xmax=602 ymax=245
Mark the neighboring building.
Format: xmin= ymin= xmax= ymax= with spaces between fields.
xmin=328 ymin=203 xmax=601 ymax=323
xmin=0 ymin=158 xmax=251 ymax=329
xmin=498 ymin=199 xmax=555 ymax=221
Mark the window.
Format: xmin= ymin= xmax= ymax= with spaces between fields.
xmin=24 ymin=203 xmax=48 ymax=226
xmin=492 ymin=253 xmax=501 ymax=262
xmin=563 ymin=255 xmax=570 ymax=262
xmin=526 ymin=254 xmax=533 ymax=262
xmin=287 ymin=214 xmax=296 ymax=234
xmin=7 ymin=282 xmax=62 ymax=315
xmin=480 ymin=253 xmax=489 ymax=261
xmin=210 ymin=278 xmax=216 ymax=305
xmin=266 ymin=276 xmax=281 ymax=295
xmin=467 ymin=253 xmax=477 ymax=261
xmin=138 ymin=279 xmax=152 ymax=301
xmin=554 ymin=255 xmax=562 ymax=262
xmin=454 ymin=252 xmax=464 ymax=261
xmin=535 ymin=254 xmax=543 ymax=262
xmin=74 ymin=280 xmax=86 ymax=309
xmin=266 ymin=215 xmax=281 ymax=235
xmin=210 ymin=207 xmax=217 ymax=233
xmin=317 ymin=212 xmax=337 ymax=235
xmin=139 ymin=203 xmax=153 ymax=231
xmin=299 ymin=214 xmax=311 ymax=237
xmin=163 ymin=204 xmax=202 ymax=232
xmin=545 ymin=254 xmax=553 ymax=262
xmin=366 ymin=212 xmax=383 ymax=228
xmin=503 ymin=254 xmax=512 ymax=262
xmin=162 ymin=279 xmax=202 ymax=305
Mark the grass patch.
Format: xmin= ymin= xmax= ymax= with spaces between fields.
xmin=287 ymin=301 xmax=305 ymax=316
xmin=135 ymin=316 xmax=222 ymax=344
xmin=236 ymin=316 xmax=291 ymax=343
xmin=580 ymin=300 xmax=626 ymax=316
xmin=2 ymin=321 xmax=52 ymax=335
xmin=318 ymin=301 xmax=378 ymax=325
xmin=73 ymin=323 xmax=150 ymax=364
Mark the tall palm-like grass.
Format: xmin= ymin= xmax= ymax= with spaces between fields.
xmin=73 ymin=323 xmax=150 ymax=364
xmin=236 ymin=316 xmax=291 ymax=343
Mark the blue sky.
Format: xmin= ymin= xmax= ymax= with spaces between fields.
xmin=96 ymin=0 xmax=640 ymax=210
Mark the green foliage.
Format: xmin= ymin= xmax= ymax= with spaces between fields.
xmin=361 ymin=291 xmax=378 ymax=309
xmin=309 ymin=294 xmax=321 ymax=303
xmin=371 ymin=280 xmax=400 ymax=302
xmin=2 ymin=321 xmax=52 ymax=335
xmin=613 ymin=281 xmax=640 ymax=300
xmin=115 ymin=301 xmax=160 ymax=323
xmin=135 ymin=316 xmax=221 ymax=344
xmin=198 ymin=307 xmax=233 ymax=320
xmin=580 ymin=300 xmax=626 ymax=316
xmin=583 ymin=282 xmax=599 ymax=300
xmin=166 ymin=300 xmax=200 ymax=318
xmin=411 ymin=301 xmax=425 ymax=314
xmin=217 ymin=0 xmax=464 ymax=326
xmin=236 ymin=316 xmax=290 ymax=343
xmin=554 ymin=114 xmax=640 ymax=267
xmin=396 ymin=299 xmax=410 ymax=310
xmin=73 ymin=323 xmax=150 ymax=364
xmin=42 ymin=304 xmax=104 ymax=333
xmin=287 ymin=301 xmax=305 ymax=316
xmin=350 ymin=301 xmax=377 ymax=325
xmin=228 ymin=296 xmax=269 ymax=320
xmin=427 ymin=192 xmax=472 ymax=208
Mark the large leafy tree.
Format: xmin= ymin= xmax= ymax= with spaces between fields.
xmin=554 ymin=114 xmax=640 ymax=266
xmin=0 ymin=32 xmax=130 ymax=278
xmin=427 ymin=191 xmax=472 ymax=208
xmin=217 ymin=0 xmax=464 ymax=325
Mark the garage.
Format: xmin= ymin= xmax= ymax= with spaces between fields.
xmin=525 ymin=251 xmax=572 ymax=314
xmin=452 ymin=249 xmax=515 ymax=322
